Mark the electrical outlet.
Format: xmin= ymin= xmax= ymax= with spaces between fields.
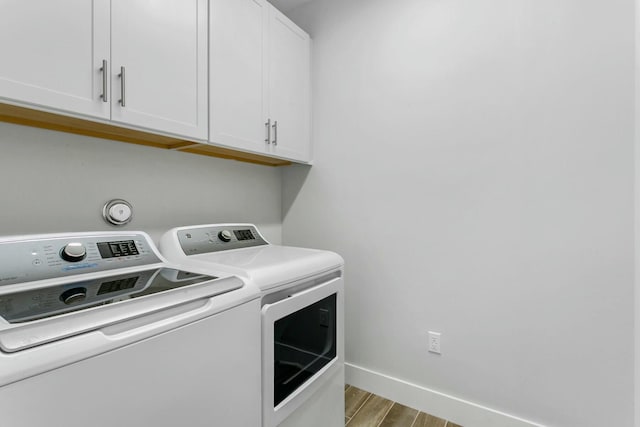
xmin=428 ymin=331 xmax=441 ymax=354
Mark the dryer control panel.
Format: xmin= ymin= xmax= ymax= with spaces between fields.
xmin=177 ymin=224 xmax=268 ymax=256
xmin=0 ymin=233 xmax=162 ymax=287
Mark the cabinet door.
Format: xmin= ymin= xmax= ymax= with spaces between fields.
xmin=268 ymin=7 xmax=311 ymax=163
xmin=0 ymin=0 xmax=110 ymax=119
xmin=210 ymin=0 xmax=269 ymax=154
xmin=111 ymin=0 xmax=208 ymax=140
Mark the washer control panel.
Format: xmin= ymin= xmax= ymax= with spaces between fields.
xmin=0 ymin=233 xmax=161 ymax=287
xmin=178 ymin=225 xmax=268 ymax=255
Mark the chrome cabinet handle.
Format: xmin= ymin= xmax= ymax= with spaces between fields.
xmin=119 ymin=66 xmax=126 ymax=107
xmin=100 ymin=60 xmax=108 ymax=103
xmin=272 ymin=120 xmax=278 ymax=145
xmin=265 ymin=119 xmax=271 ymax=144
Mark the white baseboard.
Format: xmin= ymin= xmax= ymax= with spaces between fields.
xmin=345 ymin=363 xmax=544 ymax=427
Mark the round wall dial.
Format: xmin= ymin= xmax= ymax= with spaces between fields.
xmin=103 ymin=199 xmax=133 ymax=226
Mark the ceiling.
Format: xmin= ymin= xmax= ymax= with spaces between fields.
xmin=269 ymin=0 xmax=315 ymax=13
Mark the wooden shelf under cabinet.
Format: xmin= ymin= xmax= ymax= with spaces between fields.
xmin=0 ymin=103 xmax=291 ymax=167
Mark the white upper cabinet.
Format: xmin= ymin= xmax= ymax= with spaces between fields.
xmin=0 ymin=0 xmax=207 ymax=140
xmin=210 ymin=0 xmax=269 ymax=154
xmin=0 ymin=0 xmax=306 ymax=163
xmin=0 ymin=0 xmax=110 ymax=119
xmin=267 ymin=7 xmax=311 ymax=162
xmin=209 ymin=0 xmax=311 ymax=163
xmin=111 ymin=0 xmax=208 ymax=140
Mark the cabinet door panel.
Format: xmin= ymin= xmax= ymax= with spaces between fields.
xmin=268 ymin=7 xmax=311 ymax=162
xmin=210 ymin=0 xmax=269 ymax=153
xmin=111 ymin=0 xmax=207 ymax=140
xmin=0 ymin=0 xmax=110 ymax=119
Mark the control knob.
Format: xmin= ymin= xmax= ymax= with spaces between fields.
xmin=218 ymin=230 xmax=232 ymax=242
xmin=60 ymin=287 xmax=87 ymax=305
xmin=60 ymin=242 xmax=87 ymax=262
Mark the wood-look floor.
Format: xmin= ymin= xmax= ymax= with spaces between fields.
xmin=345 ymin=385 xmax=463 ymax=427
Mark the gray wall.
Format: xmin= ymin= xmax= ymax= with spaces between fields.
xmin=283 ymin=0 xmax=635 ymax=425
xmin=0 ymin=122 xmax=282 ymax=244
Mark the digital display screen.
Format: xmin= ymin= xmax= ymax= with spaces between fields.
xmin=97 ymin=276 xmax=138 ymax=295
xmin=233 ymin=229 xmax=255 ymax=241
xmin=97 ymin=240 xmax=139 ymax=258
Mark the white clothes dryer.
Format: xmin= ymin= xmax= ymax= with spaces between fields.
xmin=0 ymin=231 xmax=261 ymax=427
xmin=159 ymin=224 xmax=345 ymax=427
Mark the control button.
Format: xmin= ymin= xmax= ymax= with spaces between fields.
xmin=60 ymin=287 xmax=87 ymax=305
xmin=60 ymin=243 xmax=87 ymax=262
xmin=218 ymin=230 xmax=232 ymax=242
xmin=32 ymin=259 xmax=42 ymax=266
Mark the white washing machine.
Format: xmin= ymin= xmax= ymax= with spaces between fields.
xmin=159 ymin=224 xmax=345 ymax=427
xmin=0 ymin=231 xmax=261 ymax=427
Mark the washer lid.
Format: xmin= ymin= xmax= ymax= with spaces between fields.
xmin=0 ymin=271 xmax=243 ymax=353
xmin=0 ymin=268 xmax=217 ymax=323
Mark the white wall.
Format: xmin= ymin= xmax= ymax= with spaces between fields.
xmin=635 ymin=2 xmax=640 ymax=425
xmin=0 ymin=122 xmax=282 ymax=244
xmin=283 ymin=1 xmax=635 ymax=426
